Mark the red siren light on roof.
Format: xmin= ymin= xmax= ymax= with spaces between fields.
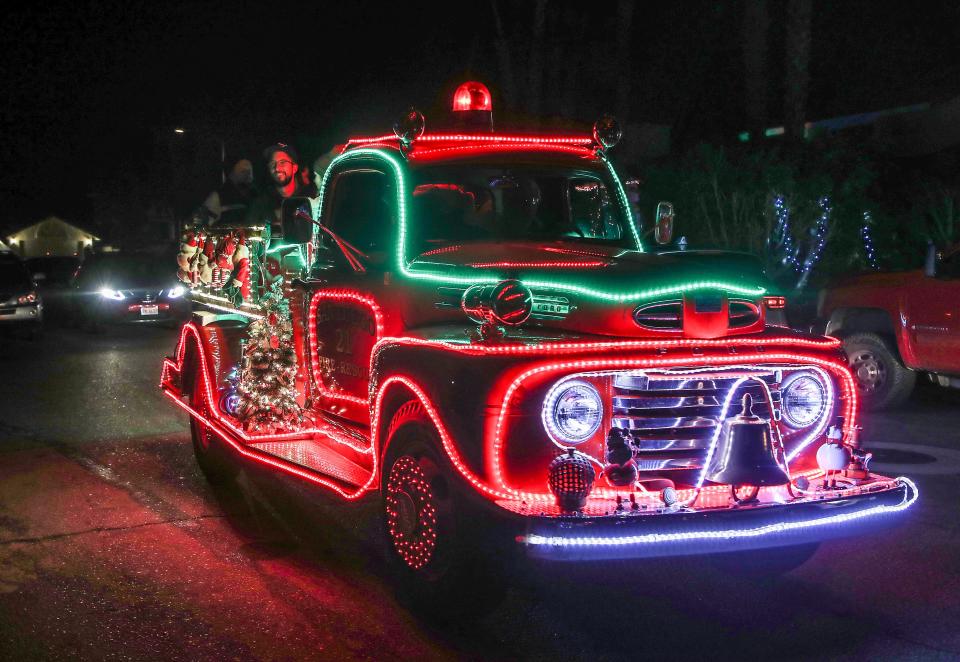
xmin=453 ymin=81 xmax=492 ymax=112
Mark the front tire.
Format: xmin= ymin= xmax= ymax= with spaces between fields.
xmin=380 ymin=403 xmax=505 ymax=617
xmin=843 ymin=332 xmax=915 ymax=410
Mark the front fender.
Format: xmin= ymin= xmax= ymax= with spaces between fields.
xmin=371 ymin=339 xmax=517 ymax=484
xmin=164 ymin=317 xmax=248 ymax=403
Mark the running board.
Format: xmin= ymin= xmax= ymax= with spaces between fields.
xmin=248 ymin=440 xmax=371 ymax=487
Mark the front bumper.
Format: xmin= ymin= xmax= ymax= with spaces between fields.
xmin=517 ymin=477 xmax=916 ymax=561
xmin=0 ymin=303 xmax=42 ymax=325
xmin=98 ymin=299 xmax=190 ymax=323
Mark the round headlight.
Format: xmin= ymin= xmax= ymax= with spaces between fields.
xmin=543 ymin=380 xmax=603 ymax=444
xmin=781 ymin=374 xmax=827 ymax=428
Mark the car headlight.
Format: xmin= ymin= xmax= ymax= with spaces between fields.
xmin=781 ymin=373 xmax=827 ymax=428
xmin=99 ymin=287 xmax=125 ymax=300
xmin=167 ymin=285 xmax=185 ymax=299
xmin=542 ymin=380 xmax=603 ymax=444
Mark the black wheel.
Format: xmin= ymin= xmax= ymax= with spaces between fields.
xmin=380 ymin=403 xmax=505 ymax=618
xmin=189 ymin=364 xmax=236 ymax=484
xmin=711 ymin=543 xmax=820 ymax=578
xmin=843 ymin=332 xmax=915 ymax=410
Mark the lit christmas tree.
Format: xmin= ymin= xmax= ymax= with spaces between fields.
xmin=235 ymin=291 xmax=303 ymax=433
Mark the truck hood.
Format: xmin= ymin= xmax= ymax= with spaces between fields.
xmin=408 ymin=242 xmax=773 ymax=338
xmin=411 ymin=241 xmax=769 ymax=299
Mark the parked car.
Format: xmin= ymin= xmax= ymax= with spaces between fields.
xmin=25 ymin=256 xmax=81 ymax=324
xmin=69 ymin=252 xmax=191 ymax=329
xmin=817 ymin=242 xmax=960 ymax=409
xmin=0 ymin=253 xmax=43 ymax=339
xmin=25 ymin=256 xmax=81 ymax=288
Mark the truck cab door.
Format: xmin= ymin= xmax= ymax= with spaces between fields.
xmin=910 ymin=249 xmax=960 ymax=372
xmin=309 ymin=163 xmax=396 ymax=424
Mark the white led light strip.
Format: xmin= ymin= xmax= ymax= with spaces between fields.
xmin=523 ymin=477 xmax=917 ymax=548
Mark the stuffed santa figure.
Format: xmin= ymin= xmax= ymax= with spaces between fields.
xmin=196 ymin=235 xmax=215 ymax=285
xmin=176 ymin=230 xmax=202 ymax=285
xmin=213 ymin=233 xmax=237 ymax=291
xmin=216 ymin=232 xmax=251 ymax=306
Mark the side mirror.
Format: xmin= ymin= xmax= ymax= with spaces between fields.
xmin=924 ymin=241 xmax=938 ymax=277
xmin=654 ymin=201 xmax=675 ymax=245
xmin=280 ymin=196 xmax=315 ymax=244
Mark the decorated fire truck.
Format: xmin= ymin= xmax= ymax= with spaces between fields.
xmin=162 ymin=83 xmax=916 ymax=603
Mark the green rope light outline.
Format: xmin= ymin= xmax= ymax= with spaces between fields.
xmin=599 ymin=153 xmax=642 ymax=250
xmin=315 ymin=147 xmax=766 ymax=302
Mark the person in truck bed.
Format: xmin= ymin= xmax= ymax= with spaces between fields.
xmin=244 ymin=142 xmax=308 ymax=235
xmin=201 ymin=157 xmax=257 ymax=227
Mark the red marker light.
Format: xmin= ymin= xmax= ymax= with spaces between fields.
xmin=453 ymin=81 xmax=492 ymax=112
xmin=764 ymin=296 xmax=787 ymax=309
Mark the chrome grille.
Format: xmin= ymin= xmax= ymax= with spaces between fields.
xmin=612 ymin=371 xmax=778 ymax=471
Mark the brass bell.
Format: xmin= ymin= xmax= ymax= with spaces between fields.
xmin=705 ymin=393 xmax=789 ymax=486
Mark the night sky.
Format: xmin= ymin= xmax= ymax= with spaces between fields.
xmin=2 ymin=1 xmax=959 ymax=234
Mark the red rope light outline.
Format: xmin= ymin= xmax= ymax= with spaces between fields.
xmin=345 ymin=133 xmax=596 ymax=149
xmin=369 ymin=333 xmax=841 ymax=358
xmin=306 ymin=290 xmax=385 ymax=407
xmin=160 ymin=323 xmax=372 ymax=453
xmin=162 ymin=291 xmax=853 ymax=506
xmin=467 ymin=260 xmax=609 ymax=269
xmin=488 ymin=354 xmax=858 ymax=497
xmin=408 ymin=144 xmax=596 ymax=160
xmin=541 ymin=246 xmax=616 ymax=257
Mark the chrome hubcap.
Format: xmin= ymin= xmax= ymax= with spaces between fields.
xmin=850 ymin=350 xmax=886 ymax=393
xmin=385 ymin=456 xmax=439 ymax=570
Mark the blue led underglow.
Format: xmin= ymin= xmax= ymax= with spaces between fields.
xmin=522 ymin=477 xmax=917 ymax=548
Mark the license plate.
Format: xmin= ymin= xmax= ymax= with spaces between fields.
xmin=140 ymin=305 xmax=159 ymax=316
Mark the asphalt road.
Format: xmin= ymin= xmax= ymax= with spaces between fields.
xmin=1 ymin=322 xmax=959 ymax=661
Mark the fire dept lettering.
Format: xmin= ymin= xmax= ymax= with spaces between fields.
xmin=315 ymin=304 xmax=377 ymax=386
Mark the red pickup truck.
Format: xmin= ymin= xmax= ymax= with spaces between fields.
xmin=818 ymin=243 xmax=960 ymax=409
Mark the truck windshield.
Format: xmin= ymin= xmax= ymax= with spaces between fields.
xmin=408 ymin=164 xmax=633 ymax=256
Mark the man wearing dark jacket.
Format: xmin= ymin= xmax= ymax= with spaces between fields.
xmin=244 ymin=143 xmax=307 ymax=236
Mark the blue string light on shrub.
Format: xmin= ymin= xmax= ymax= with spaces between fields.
xmin=861 ymin=211 xmax=880 ymax=270
xmin=772 ymin=195 xmax=801 ymax=272
xmin=801 ymin=196 xmax=832 ymax=276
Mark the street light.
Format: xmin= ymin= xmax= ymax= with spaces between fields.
xmin=174 ymin=126 xmax=225 ymax=184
